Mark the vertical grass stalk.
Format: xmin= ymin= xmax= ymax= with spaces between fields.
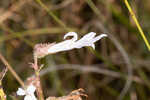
xmin=124 ymin=0 xmax=150 ymax=51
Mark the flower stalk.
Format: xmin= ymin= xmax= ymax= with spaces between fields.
xmin=33 ymin=55 xmax=44 ymax=100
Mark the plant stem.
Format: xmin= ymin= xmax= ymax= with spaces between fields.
xmin=0 ymin=52 xmax=25 ymax=88
xmin=124 ymin=0 xmax=150 ymax=51
xmin=34 ymin=56 xmax=44 ymax=100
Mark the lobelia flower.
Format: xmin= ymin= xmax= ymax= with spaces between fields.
xmin=34 ymin=32 xmax=107 ymax=58
xmin=16 ymin=84 xmax=37 ymax=100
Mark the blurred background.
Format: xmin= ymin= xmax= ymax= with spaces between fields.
xmin=0 ymin=0 xmax=150 ymax=100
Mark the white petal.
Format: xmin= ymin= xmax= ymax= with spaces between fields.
xmin=64 ymin=32 xmax=78 ymax=41
xmin=26 ymin=84 xmax=36 ymax=94
xmin=74 ymin=32 xmax=95 ymax=48
xmin=91 ymin=44 xmax=95 ymax=49
xmin=48 ymin=32 xmax=107 ymax=53
xmin=82 ymin=32 xmax=96 ymax=39
xmin=48 ymin=40 xmax=75 ymax=53
xmin=75 ymin=33 xmax=107 ymax=49
xmin=24 ymin=95 xmax=32 ymax=100
xmin=92 ymin=34 xmax=107 ymax=43
xmin=24 ymin=95 xmax=37 ymax=100
xmin=17 ymin=88 xmax=25 ymax=96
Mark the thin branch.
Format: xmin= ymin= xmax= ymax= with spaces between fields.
xmin=0 ymin=52 xmax=25 ymax=88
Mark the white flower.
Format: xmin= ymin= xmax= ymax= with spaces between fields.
xmin=34 ymin=32 xmax=107 ymax=58
xmin=17 ymin=84 xmax=37 ymax=100
xmin=48 ymin=32 xmax=107 ymax=53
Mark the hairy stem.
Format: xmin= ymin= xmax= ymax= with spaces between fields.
xmin=34 ymin=56 xmax=44 ymax=100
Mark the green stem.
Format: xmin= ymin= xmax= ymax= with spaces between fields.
xmin=124 ymin=0 xmax=150 ymax=51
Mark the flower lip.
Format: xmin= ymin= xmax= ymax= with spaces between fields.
xmin=64 ymin=32 xmax=78 ymax=41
